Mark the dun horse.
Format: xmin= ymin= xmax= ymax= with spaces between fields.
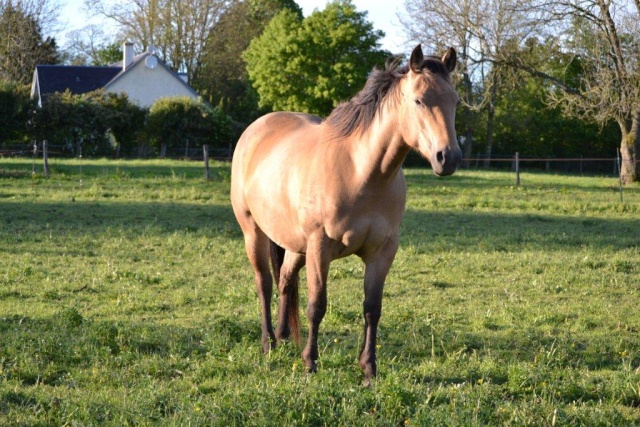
xmin=231 ymin=44 xmax=461 ymax=383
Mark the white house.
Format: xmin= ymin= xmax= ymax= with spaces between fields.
xmin=31 ymin=43 xmax=200 ymax=108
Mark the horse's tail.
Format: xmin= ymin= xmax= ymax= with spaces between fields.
xmin=269 ymin=240 xmax=300 ymax=345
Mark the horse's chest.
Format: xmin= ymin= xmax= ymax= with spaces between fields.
xmin=317 ymin=193 xmax=404 ymax=258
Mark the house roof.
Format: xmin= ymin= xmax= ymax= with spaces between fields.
xmin=33 ymin=65 xmax=121 ymax=103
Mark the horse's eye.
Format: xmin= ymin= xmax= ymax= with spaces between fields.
xmin=414 ymin=99 xmax=422 ymax=106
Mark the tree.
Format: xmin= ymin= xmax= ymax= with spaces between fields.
xmin=85 ymin=0 xmax=229 ymax=82
xmin=543 ymin=0 xmax=640 ymax=183
xmin=244 ymin=0 xmax=389 ymax=117
xmin=195 ymin=0 xmax=303 ymax=123
xmin=401 ymin=0 xmax=541 ymax=167
xmin=63 ymin=25 xmax=123 ymax=65
xmin=0 ymin=1 xmax=59 ymax=84
xmin=491 ymin=43 xmax=620 ymax=162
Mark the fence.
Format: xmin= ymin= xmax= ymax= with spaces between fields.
xmin=2 ymin=142 xmax=636 ymax=180
xmin=467 ymin=153 xmax=629 ymax=176
xmin=0 ymin=142 xmax=234 ymax=162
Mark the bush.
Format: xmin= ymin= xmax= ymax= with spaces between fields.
xmin=146 ymin=97 xmax=233 ymax=157
xmin=29 ymin=90 xmax=147 ymax=157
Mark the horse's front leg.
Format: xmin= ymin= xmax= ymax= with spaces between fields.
xmin=360 ymin=236 xmax=399 ymax=385
xmin=302 ymin=236 xmax=331 ymax=373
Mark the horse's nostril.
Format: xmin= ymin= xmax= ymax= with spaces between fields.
xmin=436 ymin=151 xmax=445 ymax=164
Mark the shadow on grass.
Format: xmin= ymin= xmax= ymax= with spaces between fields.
xmin=402 ymin=209 xmax=639 ymax=252
xmin=1 ymin=197 xmax=638 ymax=250
xmin=405 ymin=169 xmax=639 ymax=195
xmin=0 ymin=200 xmax=241 ymax=240
xmin=1 ymin=159 xmax=230 ymax=181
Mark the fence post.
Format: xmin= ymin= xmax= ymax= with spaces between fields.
xmin=32 ymin=141 xmax=38 ymax=176
xmin=42 ymin=140 xmax=50 ymax=178
xmin=203 ymin=144 xmax=211 ymax=181
xmin=617 ymin=148 xmax=623 ymax=203
xmin=579 ymin=155 xmax=583 ymax=174
xmin=514 ymin=152 xmax=520 ymax=186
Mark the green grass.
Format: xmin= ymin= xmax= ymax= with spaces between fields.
xmin=1 ymin=158 xmax=640 ymax=425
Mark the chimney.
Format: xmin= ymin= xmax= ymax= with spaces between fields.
xmin=123 ymin=42 xmax=134 ymax=70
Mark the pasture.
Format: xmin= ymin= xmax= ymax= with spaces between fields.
xmin=1 ymin=158 xmax=639 ymax=425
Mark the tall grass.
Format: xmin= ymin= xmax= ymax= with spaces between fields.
xmin=1 ymin=158 xmax=639 ymax=425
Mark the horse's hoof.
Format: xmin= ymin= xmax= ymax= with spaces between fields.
xmin=305 ymin=361 xmax=317 ymax=374
xmin=262 ymin=340 xmax=276 ymax=354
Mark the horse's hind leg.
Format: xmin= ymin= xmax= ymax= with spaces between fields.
xmin=274 ymin=250 xmax=305 ymax=344
xmin=242 ymin=227 xmax=276 ymax=353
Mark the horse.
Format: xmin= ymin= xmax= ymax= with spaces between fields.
xmin=230 ymin=44 xmax=461 ymax=384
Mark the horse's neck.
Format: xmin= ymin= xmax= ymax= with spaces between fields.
xmin=349 ymin=107 xmax=410 ymax=184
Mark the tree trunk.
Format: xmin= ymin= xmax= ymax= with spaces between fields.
xmin=461 ymin=70 xmax=474 ymax=168
xmin=483 ymin=101 xmax=495 ymax=168
xmin=483 ymin=74 xmax=498 ymax=169
xmin=620 ymin=112 xmax=639 ymax=184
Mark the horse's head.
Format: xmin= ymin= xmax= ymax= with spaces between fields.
xmin=399 ymin=44 xmax=461 ymax=176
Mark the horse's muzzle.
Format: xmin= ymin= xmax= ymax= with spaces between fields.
xmin=432 ymin=146 xmax=462 ymax=176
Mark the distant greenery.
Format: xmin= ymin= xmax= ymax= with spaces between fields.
xmin=0 ymin=2 xmax=58 ymax=84
xmin=26 ymin=91 xmax=234 ymax=158
xmin=147 ymin=97 xmax=234 ymax=157
xmin=1 ymin=159 xmax=639 ymax=425
xmin=244 ymin=0 xmax=388 ymax=117
xmin=29 ymin=90 xmax=148 ymax=157
xmin=0 ymin=80 xmax=31 ymax=144
xmin=196 ymin=0 xmax=303 ymax=124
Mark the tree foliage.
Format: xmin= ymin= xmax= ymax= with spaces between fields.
xmin=544 ymin=0 xmax=640 ymax=183
xmin=244 ymin=0 xmax=389 ymax=117
xmin=0 ymin=1 xmax=59 ymax=84
xmin=195 ymin=0 xmax=303 ymax=123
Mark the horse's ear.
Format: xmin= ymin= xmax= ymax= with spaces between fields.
xmin=442 ymin=47 xmax=457 ymax=73
xmin=409 ymin=44 xmax=424 ymax=73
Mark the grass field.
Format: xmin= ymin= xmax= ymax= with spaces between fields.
xmin=1 ymin=158 xmax=640 ymax=425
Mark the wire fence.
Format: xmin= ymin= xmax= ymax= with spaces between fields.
xmin=2 ymin=142 xmax=637 ymax=178
xmin=466 ymin=154 xmax=628 ymax=175
xmin=0 ymin=142 xmax=234 ymax=161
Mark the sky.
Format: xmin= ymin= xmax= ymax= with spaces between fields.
xmin=58 ymin=0 xmax=408 ymax=54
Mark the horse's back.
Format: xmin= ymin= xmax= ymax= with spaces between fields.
xmin=235 ymin=111 xmax=321 ymax=156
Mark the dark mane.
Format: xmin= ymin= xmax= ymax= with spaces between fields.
xmin=325 ymin=56 xmax=449 ymax=138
